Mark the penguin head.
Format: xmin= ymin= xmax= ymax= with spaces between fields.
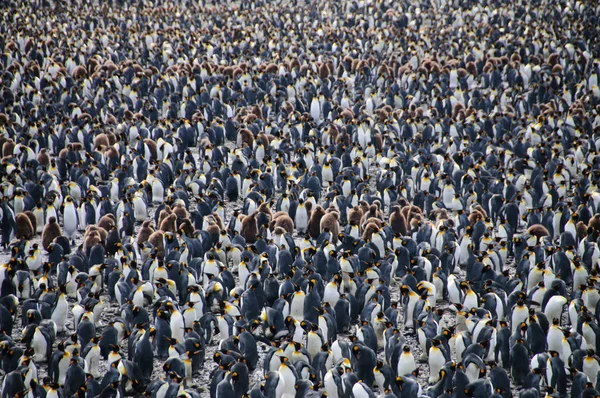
xmin=442 ymin=327 xmax=455 ymax=339
xmin=586 ymin=349 xmax=596 ymax=357
xmin=395 ymin=376 xmax=405 ymax=388
xmin=479 ymin=366 xmax=486 ymax=378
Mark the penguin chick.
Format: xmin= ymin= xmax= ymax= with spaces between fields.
xmin=389 ymin=205 xmax=407 ymax=235
xmin=588 ymin=214 xmax=600 ymax=234
xmin=308 ymin=205 xmax=326 ymax=239
xmin=527 ymin=224 xmax=550 ymax=238
xmin=137 ymin=221 xmax=154 ymax=248
xmin=98 ymin=214 xmax=116 ymax=233
xmin=24 ymin=211 xmax=38 ymax=236
xmin=157 ymin=206 xmax=173 ymax=228
xmin=41 ymin=216 xmax=61 ymax=251
xmin=577 ymin=221 xmax=588 ymax=241
xmin=362 ymin=222 xmax=380 ymax=242
xmin=320 ymin=212 xmax=340 ymax=244
xmin=206 ymin=220 xmax=221 ymax=242
xmin=238 ymin=128 xmax=255 ymax=147
xmin=83 ymin=231 xmax=102 ymax=254
xmin=468 ymin=210 xmax=486 ymax=225
xmin=15 ymin=213 xmax=35 ymax=239
xmin=241 ymin=212 xmax=259 ymax=244
xmin=84 ymin=225 xmax=108 ymax=244
xmin=159 ymin=214 xmax=177 ymax=233
xmin=361 ymin=204 xmax=383 ymax=228
xmin=348 ymin=206 xmax=363 ymax=228
xmin=271 ymin=212 xmax=295 ymax=235
xmin=172 ymin=203 xmax=189 ymax=220
xmin=148 ymin=231 xmax=165 ymax=259
xmin=37 ymin=148 xmax=50 ymax=166
xmin=94 ymin=133 xmax=110 ymax=149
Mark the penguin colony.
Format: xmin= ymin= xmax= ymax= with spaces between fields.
xmin=0 ymin=0 xmax=599 ymax=397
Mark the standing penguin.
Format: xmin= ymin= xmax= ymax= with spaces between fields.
xmin=134 ymin=328 xmax=155 ymax=384
xmin=583 ymin=350 xmax=600 ymax=387
xmin=62 ymin=196 xmax=78 ymax=244
xmin=397 ymin=345 xmax=417 ymax=377
xmin=0 ymin=370 xmax=26 ymax=398
xmin=489 ymin=362 xmax=511 ymax=398
xmin=295 ymin=199 xmax=311 ymax=235
xmin=132 ymin=192 xmax=148 ymax=223
xmin=33 ymin=204 xmax=45 ymax=234
xmin=400 ymin=285 xmax=420 ymax=329
xmin=77 ymin=315 xmax=96 ymax=355
xmin=30 ymin=326 xmax=52 ymax=363
xmin=82 ymin=338 xmax=102 ymax=379
xmin=428 ymin=339 xmax=448 ymax=384
xmin=50 ymin=346 xmax=72 ymax=385
xmin=64 ymin=357 xmax=86 ymax=397
xmin=151 ymin=176 xmax=165 ymax=204
xmin=51 ymin=285 xmax=69 ymax=333
xmin=353 ymin=343 xmax=377 ymax=388
xmin=510 ymin=339 xmax=530 ymax=385
xmin=0 ymin=200 xmax=15 ymax=249
xmin=278 ymin=356 xmax=298 ymax=397
xmin=215 ymin=371 xmax=235 ymax=398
